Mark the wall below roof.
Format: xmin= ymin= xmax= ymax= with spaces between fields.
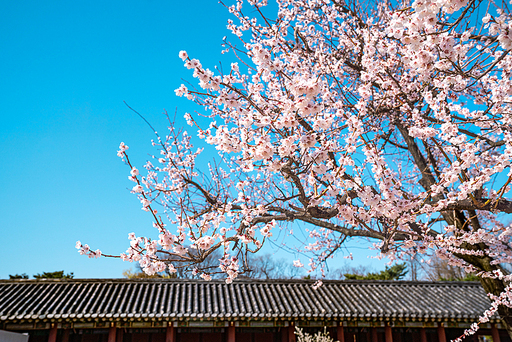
xmin=0 ymin=330 xmax=29 ymax=342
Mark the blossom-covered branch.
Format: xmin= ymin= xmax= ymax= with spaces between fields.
xmin=80 ymin=0 xmax=512 ymax=338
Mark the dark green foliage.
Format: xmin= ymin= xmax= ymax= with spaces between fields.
xmin=439 ymin=273 xmax=480 ymax=282
xmin=344 ymin=263 xmax=408 ymax=280
xmin=33 ymin=271 xmax=74 ymax=279
xmin=9 ymin=273 xmax=29 ymax=279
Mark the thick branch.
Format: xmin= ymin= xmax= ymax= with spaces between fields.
xmin=396 ymin=122 xmax=438 ymax=190
xmin=445 ymin=198 xmax=512 ymax=213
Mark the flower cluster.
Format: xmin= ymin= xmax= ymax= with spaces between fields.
xmin=75 ymin=241 xmax=101 ymax=259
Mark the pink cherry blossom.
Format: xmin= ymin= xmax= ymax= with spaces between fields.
xmin=79 ymin=0 xmax=512 ymax=337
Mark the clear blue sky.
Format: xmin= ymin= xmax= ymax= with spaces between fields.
xmin=0 ymin=0 xmax=385 ymax=279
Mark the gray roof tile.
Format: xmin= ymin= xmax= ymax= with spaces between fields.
xmin=0 ymin=279 xmax=491 ymax=322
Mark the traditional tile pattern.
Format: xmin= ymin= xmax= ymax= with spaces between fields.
xmin=0 ymin=279 xmax=490 ymax=322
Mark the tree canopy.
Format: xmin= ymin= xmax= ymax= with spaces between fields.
xmin=9 ymin=271 xmax=74 ymax=279
xmin=9 ymin=273 xmax=29 ymax=280
xmin=33 ymin=271 xmax=74 ymax=279
xmin=344 ymin=263 xmax=407 ymax=280
xmin=76 ymin=0 xmax=512 ymax=338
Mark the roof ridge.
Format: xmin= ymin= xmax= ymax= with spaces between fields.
xmin=0 ymin=278 xmax=483 ymax=286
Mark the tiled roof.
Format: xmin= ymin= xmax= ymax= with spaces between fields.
xmin=0 ymin=279 xmax=491 ymax=323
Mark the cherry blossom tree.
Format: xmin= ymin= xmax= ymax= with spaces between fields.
xmin=77 ymin=0 xmax=512 ymax=338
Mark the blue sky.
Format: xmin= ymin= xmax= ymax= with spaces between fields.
xmin=0 ymin=0 xmax=386 ymax=279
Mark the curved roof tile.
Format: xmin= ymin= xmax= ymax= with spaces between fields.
xmin=0 ymin=279 xmax=491 ymax=321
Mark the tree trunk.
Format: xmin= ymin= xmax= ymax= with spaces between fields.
xmin=478 ymin=276 xmax=512 ymax=339
xmin=451 ymin=239 xmax=512 ymax=339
